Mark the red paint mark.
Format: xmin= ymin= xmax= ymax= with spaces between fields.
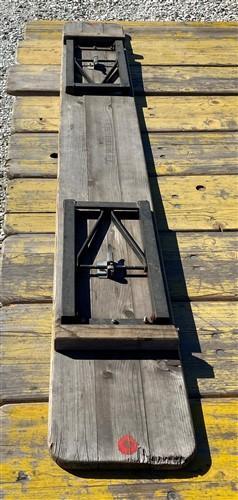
xmin=118 ymin=434 xmax=138 ymax=455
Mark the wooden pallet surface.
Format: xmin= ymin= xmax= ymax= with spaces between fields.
xmin=1 ymin=400 xmax=237 ymax=498
xmin=7 ymin=132 xmax=238 ymax=179
xmin=1 ymin=302 xmax=237 ymax=403
xmin=17 ymin=31 xmax=238 ymax=65
xmin=1 ymin=232 xmax=237 ymax=304
xmin=7 ymin=64 xmax=238 ymax=96
xmin=5 ymin=175 xmax=238 ymax=230
xmin=1 ymin=20 xmax=238 ymax=497
xmin=11 ymin=95 xmax=238 ymax=132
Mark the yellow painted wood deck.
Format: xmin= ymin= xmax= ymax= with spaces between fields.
xmin=1 ymin=20 xmax=238 ymax=499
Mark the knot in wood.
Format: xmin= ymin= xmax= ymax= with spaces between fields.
xmin=103 ymin=369 xmax=113 ymax=379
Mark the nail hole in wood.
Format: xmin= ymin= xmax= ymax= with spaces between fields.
xmin=216 ymin=349 xmax=225 ymax=357
xmin=50 ymin=153 xmax=58 ymax=159
xmin=167 ymin=491 xmax=179 ymax=500
xmin=196 ymin=185 xmax=206 ymax=191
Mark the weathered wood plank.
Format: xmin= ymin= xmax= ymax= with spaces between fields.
xmin=7 ymin=132 xmax=238 ymax=180
xmin=17 ymin=36 xmax=238 ymax=65
xmin=5 ymin=175 xmax=238 ymax=231
xmin=64 ymin=21 xmax=124 ymax=38
xmin=153 ymin=174 xmax=238 ymax=231
xmin=1 ymin=302 xmax=238 ymax=402
xmin=1 ymin=233 xmax=237 ymax=305
xmin=5 ymin=301 xmax=238 ymax=338
xmin=25 ymin=19 xmax=238 ymax=27
xmin=12 ymin=96 xmax=238 ymax=133
xmin=1 ymin=400 xmax=237 ymax=498
xmin=132 ymin=65 xmax=238 ymax=94
xmin=55 ymin=324 xmax=179 ymax=351
xmin=130 ymin=37 xmax=238 ymax=66
xmin=49 ymin=24 xmax=191 ymax=469
xmin=7 ymin=65 xmax=60 ymax=96
xmin=6 ymin=179 xmax=56 ymax=212
xmin=4 ymin=214 xmax=56 ymax=235
xmin=145 ymin=132 xmax=238 ymax=176
xmin=139 ymin=96 xmax=238 ymax=132
xmin=7 ymin=133 xmax=58 ymax=179
xmin=25 ymin=19 xmax=238 ymax=36
xmin=7 ymin=64 xmax=238 ymax=96
xmin=0 ymin=235 xmax=54 ymax=304
xmin=12 ymin=96 xmax=59 ymax=133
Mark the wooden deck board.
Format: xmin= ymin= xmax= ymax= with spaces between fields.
xmin=1 ymin=400 xmax=237 ymax=498
xmin=7 ymin=64 xmax=238 ymax=96
xmin=17 ymin=35 xmax=238 ymax=65
xmin=24 ymin=19 xmax=238 ymax=37
xmin=1 ymin=302 xmax=237 ymax=402
xmin=12 ymin=95 xmax=238 ymax=133
xmin=7 ymin=132 xmax=238 ymax=180
xmin=5 ymin=175 xmax=238 ymax=230
xmin=1 ymin=233 xmax=237 ymax=305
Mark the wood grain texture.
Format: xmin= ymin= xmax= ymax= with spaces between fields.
xmin=7 ymin=132 xmax=58 ymax=179
xmin=64 ymin=21 xmax=124 ymax=38
xmin=24 ymin=19 xmax=238 ymax=36
xmin=2 ymin=17 xmax=238 ymax=494
xmin=3 ymin=301 xmax=237 ymax=338
xmin=4 ymin=214 xmax=56 ymax=235
xmin=5 ymin=174 xmax=238 ymax=230
xmin=54 ymin=324 xmax=179 ymax=351
xmin=154 ymin=174 xmax=238 ymax=231
xmin=6 ymin=179 xmax=56 ymax=213
xmin=12 ymin=96 xmax=59 ymax=133
xmin=48 ymin=22 xmax=194 ymax=470
xmin=1 ymin=233 xmax=237 ymax=306
xmin=145 ymin=132 xmax=238 ymax=176
xmin=7 ymin=64 xmax=238 ymax=96
xmin=7 ymin=65 xmax=60 ymax=96
xmin=12 ymin=96 xmax=238 ymax=133
xmin=130 ymin=65 xmax=238 ymax=95
xmin=1 ymin=301 xmax=238 ymax=402
xmin=1 ymin=400 xmax=237 ymax=498
xmin=53 ymin=82 xmax=154 ymax=325
xmin=0 ymin=235 xmax=54 ymax=304
xmin=17 ymin=35 xmax=238 ymax=65
xmin=7 ymin=132 xmax=238 ymax=180
xmin=139 ymin=96 xmax=238 ymax=132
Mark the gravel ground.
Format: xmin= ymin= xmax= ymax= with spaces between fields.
xmin=0 ymin=1 xmax=237 ymax=244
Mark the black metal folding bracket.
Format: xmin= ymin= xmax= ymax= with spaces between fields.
xmin=65 ymin=36 xmax=132 ymax=95
xmin=61 ymin=200 xmax=171 ymax=326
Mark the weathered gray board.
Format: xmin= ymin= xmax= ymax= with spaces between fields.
xmin=48 ymin=22 xmax=195 ymax=470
